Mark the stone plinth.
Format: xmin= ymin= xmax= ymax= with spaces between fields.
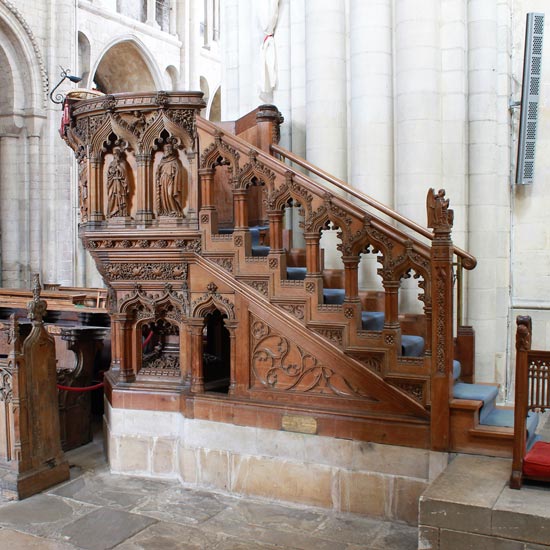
xmin=419 ymin=454 xmax=550 ymax=549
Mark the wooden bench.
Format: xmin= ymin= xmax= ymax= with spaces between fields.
xmin=510 ymin=315 xmax=550 ymax=489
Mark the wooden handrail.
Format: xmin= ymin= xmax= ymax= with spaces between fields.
xmin=198 ymin=117 xmax=431 ymax=258
xmin=271 ymin=143 xmax=477 ymax=270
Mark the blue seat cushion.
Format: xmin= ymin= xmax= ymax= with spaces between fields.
xmin=401 ymin=335 xmax=424 ymax=357
xmin=453 ymin=360 xmax=461 ymax=381
xmin=249 ymin=226 xmax=269 ymax=246
xmin=251 ymin=245 xmax=270 ymax=257
xmin=361 ymin=311 xmax=385 ymax=331
xmin=452 ymin=382 xmax=498 ymax=406
xmin=322 ymin=288 xmax=345 ymax=305
xmin=286 ymin=267 xmax=307 ymax=280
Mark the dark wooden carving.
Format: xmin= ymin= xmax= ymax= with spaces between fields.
xmin=0 ymin=275 xmax=70 ymax=500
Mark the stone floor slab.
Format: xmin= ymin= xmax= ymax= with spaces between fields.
xmin=59 ymin=507 xmax=157 ymax=550
xmin=0 ymin=493 xmax=97 ymax=538
xmin=130 ymin=484 xmax=231 ymax=524
xmin=51 ymin=471 xmax=173 ymax=511
xmin=0 ymin=528 xmax=79 ymax=549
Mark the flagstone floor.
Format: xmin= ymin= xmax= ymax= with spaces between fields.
xmin=0 ymin=429 xmax=418 ymax=550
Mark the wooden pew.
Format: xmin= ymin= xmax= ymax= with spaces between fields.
xmin=0 ymin=284 xmax=110 ymax=452
xmin=0 ymin=276 xmax=70 ymax=499
xmin=510 ymin=315 xmax=550 ymax=489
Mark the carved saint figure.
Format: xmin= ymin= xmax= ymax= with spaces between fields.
xmin=156 ymin=142 xmax=187 ymax=217
xmin=426 ymin=188 xmax=453 ymax=229
xmin=78 ymin=159 xmax=88 ymax=223
xmin=107 ymin=149 xmax=129 ymax=217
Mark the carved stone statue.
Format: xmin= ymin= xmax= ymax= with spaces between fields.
xmin=107 ymin=149 xmax=129 ymax=217
xmin=156 ymin=142 xmax=187 ymax=217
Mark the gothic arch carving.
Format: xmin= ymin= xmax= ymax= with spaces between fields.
xmin=118 ymin=283 xmax=189 ymax=320
xmin=200 ymin=131 xmax=240 ymax=176
xmin=191 ymin=282 xmax=235 ymax=320
xmin=234 ymin=150 xmax=275 ymax=191
xmin=266 ymin=172 xmax=314 ymax=218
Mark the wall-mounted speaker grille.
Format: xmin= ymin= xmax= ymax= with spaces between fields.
xmin=516 ymin=13 xmax=545 ymax=185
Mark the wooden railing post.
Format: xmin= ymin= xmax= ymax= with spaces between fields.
xmin=510 ymin=315 xmax=532 ymax=489
xmin=88 ymin=154 xmax=104 ymax=223
xmin=427 ymin=188 xmax=455 ymax=451
xmin=112 ymin=313 xmax=135 ymax=383
xmin=198 ymin=167 xmax=215 ymax=210
xmin=256 ymin=105 xmax=283 ymax=153
xmin=305 ymin=233 xmax=322 ymax=277
xmin=342 ymin=256 xmax=360 ymax=303
xmin=233 ymin=189 xmax=249 ymax=229
xmin=135 ymin=152 xmax=154 ymax=224
xmin=267 ymin=210 xmax=284 ymax=253
xmin=224 ymin=319 xmax=238 ymax=396
xmin=188 ymin=318 xmax=205 ymax=393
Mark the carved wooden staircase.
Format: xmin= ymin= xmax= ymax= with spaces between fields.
xmin=61 ymin=92 xmax=526 ymax=455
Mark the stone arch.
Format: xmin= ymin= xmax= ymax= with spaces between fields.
xmin=208 ymin=86 xmax=221 ymax=122
xmin=200 ymin=76 xmax=210 ymax=114
xmin=0 ymin=2 xmax=46 ymax=113
xmin=165 ymin=65 xmax=178 ymax=90
xmin=91 ymin=37 xmax=163 ymax=93
xmin=78 ymin=31 xmax=91 ymax=87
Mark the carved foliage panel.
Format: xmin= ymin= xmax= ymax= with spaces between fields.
xmin=249 ymin=314 xmax=377 ymax=401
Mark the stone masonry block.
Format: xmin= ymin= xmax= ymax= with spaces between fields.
xmin=232 ymin=454 xmax=333 ymax=509
xmin=340 ymin=470 xmax=390 ymax=519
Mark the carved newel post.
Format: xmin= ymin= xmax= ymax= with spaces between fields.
xmin=0 ymin=274 xmax=69 ymax=499
xmin=427 ymin=189 xmax=455 ymax=451
xmin=510 ymin=316 xmax=532 ymax=489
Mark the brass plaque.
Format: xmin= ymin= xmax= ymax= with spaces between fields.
xmin=281 ymin=414 xmax=317 ymax=435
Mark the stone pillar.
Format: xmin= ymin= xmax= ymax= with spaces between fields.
xmin=350 ymin=0 xmax=393 ymax=292
xmin=305 ymin=0 xmax=347 ymax=180
xmin=350 ymin=0 xmax=393 ymax=206
xmin=467 ymin=0 xmax=508 ymax=383
xmin=27 ymin=117 xmax=45 ymax=280
xmin=441 ymin=0 xmax=468 ymax=250
xmin=146 ymin=0 xmax=158 ymax=27
xmin=394 ymin=0 xmax=442 ymax=312
xmin=289 ymin=0 xmax=306 ymax=157
xmin=305 ymin=0 xmax=347 ymax=270
xmin=272 ymin=0 xmax=291 ymax=149
xmin=188 ymin=0 xmax=201 ymax=90
xmin=0 ymin=131 xmax=23 ymax=287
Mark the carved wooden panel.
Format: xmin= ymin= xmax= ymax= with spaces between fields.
xmin=250 ymin=314 xmax=375 ymax=399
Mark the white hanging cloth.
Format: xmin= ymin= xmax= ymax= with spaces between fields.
xmin=258 ymin=0 xmax=280 ymax=101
